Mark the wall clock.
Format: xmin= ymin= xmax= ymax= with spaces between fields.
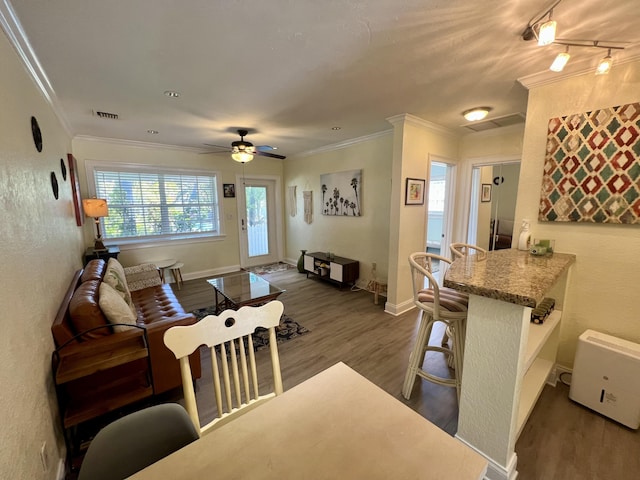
xmin=31 ymin=116 xmax=43 ymax=152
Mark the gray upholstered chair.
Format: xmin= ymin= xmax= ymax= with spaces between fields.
xmin=77 ymin=403 xmax=198 ymax=480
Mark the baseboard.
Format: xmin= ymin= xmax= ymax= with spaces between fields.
xmin=384 ymin=298 xmax=414 ymax=316
xmin=455 ymin=436 xmax=518 ymax=480
xmin=183 ymin=265 xmax=240 ymax=282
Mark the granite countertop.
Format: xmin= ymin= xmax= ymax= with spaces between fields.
xmin=443 ymin=249 xmax=576 ymax=308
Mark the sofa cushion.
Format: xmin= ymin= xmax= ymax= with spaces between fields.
xmin=99 ymin=282 xmax=138 ymax=333
xmin=104 ymin=258 xmax=135 ymax=313
xmin=81 ymin=259 xmax=106 ymax=283
xmin=69 ymin=280 xmax=111 ymax=339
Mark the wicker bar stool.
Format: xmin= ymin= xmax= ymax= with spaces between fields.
xmin=402 ymin=252 xmax=469 ymax=403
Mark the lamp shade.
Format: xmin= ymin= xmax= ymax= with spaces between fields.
xmin=82 ymin=198 xmax=109 ymax=218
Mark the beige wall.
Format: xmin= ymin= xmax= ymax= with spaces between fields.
xmin=0 ymin=31 xmax=82 ymax=479
xmin=284 ymin=132 xmax=392 ymax=287
xmin=72 ymin=138 xmax=284 ymax=278
xmin=516 ymin=60 xmax=640 ymax=367
xmin=386 ymin=115 xmax=459 ymax=313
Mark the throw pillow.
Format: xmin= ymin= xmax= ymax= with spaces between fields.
xmin=125 ymin=263 xmax=162 ymax=291
xmin=99 ymin=282 xmax=138 ymax=333
xmin=104 ymin=258 xmax=135 ymax=313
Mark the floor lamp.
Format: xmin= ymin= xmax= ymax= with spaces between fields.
xmin=82 ymin=198 xmax=109 ymax=250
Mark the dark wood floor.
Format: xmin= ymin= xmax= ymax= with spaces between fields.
xmin=172 ymin=266 xmax=640 ymax=480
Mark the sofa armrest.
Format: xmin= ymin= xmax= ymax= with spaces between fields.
xmin=53 ymin=327 xmax=148 ymax=384
xmin=144 ymin=313 xmax=201 ymax=394
xmin=125 ymin=263 xmax=162 ymax=291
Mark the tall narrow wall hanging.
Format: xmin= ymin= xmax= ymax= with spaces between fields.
xmin=320 ymin=169 xmax=362 ymax=216
xmin=303 ymin=191 xmax=313 ymax=224
xmin=539 ymin=102 xmax=640 ymax=224
xmin=288 ymin=185 xmax=297 ymax=217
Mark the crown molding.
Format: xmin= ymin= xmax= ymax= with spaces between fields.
xmin=386 ymin=113 xmax=458 ymax=137
xmin=296 ymin=129 xmax=392 ymax=157
xmin=518 ymin=50 xmax=640 ymax=89
xmin=0 ymin=0 xmax=73 ymax=137
xmin=73 ymin=135 xmax=207 ymax=153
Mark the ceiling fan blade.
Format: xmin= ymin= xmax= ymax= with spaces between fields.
xmin=256 ymin=150 xmax=286 ymax=160
xmin=203 ymin=143 xmax=230 ymax=150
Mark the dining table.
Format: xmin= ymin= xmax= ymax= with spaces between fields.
xmin=130 ymin=362 xmax=488 ymax=479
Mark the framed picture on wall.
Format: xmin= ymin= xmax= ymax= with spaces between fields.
xmin=223 ymin=183 xmax=236 ymax=198
xmin=68 ymin=153 xmax=84 ymax=226
xmin=405 ymin=178 xmax=425 ymax=205
xmin=481 ymin=183 xmax=492 ymax=202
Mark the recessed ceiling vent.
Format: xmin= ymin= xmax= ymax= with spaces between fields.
xmin=93 ymin=110 xmax=119 ymax=120
xmin=463 ymin=113 xmax=525 ymax=132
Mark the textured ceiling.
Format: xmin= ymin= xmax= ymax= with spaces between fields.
xmin=6 ymin=0 xmax=640 ymax=156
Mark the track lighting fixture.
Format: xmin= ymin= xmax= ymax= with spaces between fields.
xmin=523 ymin=0 xmax=627 ymax=75
xmin=537 ymin=14 xmax=556 ymax=46
xmin=550 ymin=47 xmax=570 ymax=72
xmin=596 ymin=49 xmax=613 ymax=75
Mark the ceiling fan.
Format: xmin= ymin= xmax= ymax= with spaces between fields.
xmin=204 ymin=129 xmax=286 ymax=162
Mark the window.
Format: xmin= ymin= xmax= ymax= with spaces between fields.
xmin=88 ymin=162 xmax=222 ymax=243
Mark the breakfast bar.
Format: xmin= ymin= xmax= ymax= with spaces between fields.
xmin=444 ymin=249 xmax=575 ymax=480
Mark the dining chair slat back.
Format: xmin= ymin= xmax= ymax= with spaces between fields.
xmin=164 ymin=300 xmax=285 ymax=436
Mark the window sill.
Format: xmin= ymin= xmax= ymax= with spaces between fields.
xmin=106 ymin=233 xmax=226 ymax=251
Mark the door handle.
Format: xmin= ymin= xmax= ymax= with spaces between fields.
xmin=241 ymin=218 xmax=246 ymax=231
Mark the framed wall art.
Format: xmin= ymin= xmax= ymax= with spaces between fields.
xmin=223 ymin=183 xmax=236 ymax=198
xmin=481 ymin=183 xmax=492 ymax=202
xmin=68 ymin=153 xmax=84 ymax=226
xmin=320 ymin=169 xmax=362 ymax=216
xmin=405 ymin=177 xmax=425 ymax=205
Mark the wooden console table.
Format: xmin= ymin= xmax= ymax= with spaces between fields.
xmin=303 ymin=252 xmax=359 ymax=288
xmin=444 ymin=249 xmax=575 ymax=480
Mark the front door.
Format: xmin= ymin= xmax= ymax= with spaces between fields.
xmin=236 ymin=176 xmax=282 ymax=268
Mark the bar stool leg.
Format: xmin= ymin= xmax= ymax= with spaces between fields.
xmin=402 ymin=311 xmax=434 ymax=399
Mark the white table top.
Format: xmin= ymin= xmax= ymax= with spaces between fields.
xmin=130 ymin=362 xmax=487 ymax=480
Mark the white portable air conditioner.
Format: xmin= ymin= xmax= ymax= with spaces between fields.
xmin=569 ymin=329 xmax=640 ymax=429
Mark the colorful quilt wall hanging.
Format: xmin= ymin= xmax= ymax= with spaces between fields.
xmin=539 ymin=102 xmax=640 ymax=223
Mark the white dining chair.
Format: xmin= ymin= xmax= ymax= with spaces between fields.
xmin=164 ymin=300 xmax=285 ymax=436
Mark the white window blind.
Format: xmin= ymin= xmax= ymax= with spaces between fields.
xmin=92 ymin=166 xmax=221 ymax=241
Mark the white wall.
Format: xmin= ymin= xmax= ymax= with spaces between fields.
xmin=72 ymin=138 xmax=283 ymax=277
xmin=0 ymin=30 xmax=82 ymax=479
xmin=516 ymin=60 xmax=640 ymax=366
xmin=284 ymin=132 xmax=392 ymax=288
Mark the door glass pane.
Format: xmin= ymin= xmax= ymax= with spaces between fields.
xmin=427 ymin=162 xmax=447 ymax=256
xmin=245 ymin=186 xmax=269 ymax=257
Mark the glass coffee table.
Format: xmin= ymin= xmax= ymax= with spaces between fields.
xmin=207 ymin=272 xmax=285 ymax=313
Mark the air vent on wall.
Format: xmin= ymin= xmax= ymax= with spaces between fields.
xmin=463 ymin=112 xmax=525 ymax=132
xmin=93 ymin=110 xmax=119 ymax=120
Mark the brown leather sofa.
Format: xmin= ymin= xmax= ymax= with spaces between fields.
xmin=52 ymin=259 xmax=201 ymax=395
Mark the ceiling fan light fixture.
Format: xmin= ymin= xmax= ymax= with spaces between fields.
xmin=596 ymin=49 xmax=613 ymax=75
xmin=463 ymin=107 xmax=492 ymax=122
xmin=231 ymin=151 xmax=254 ymax=163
